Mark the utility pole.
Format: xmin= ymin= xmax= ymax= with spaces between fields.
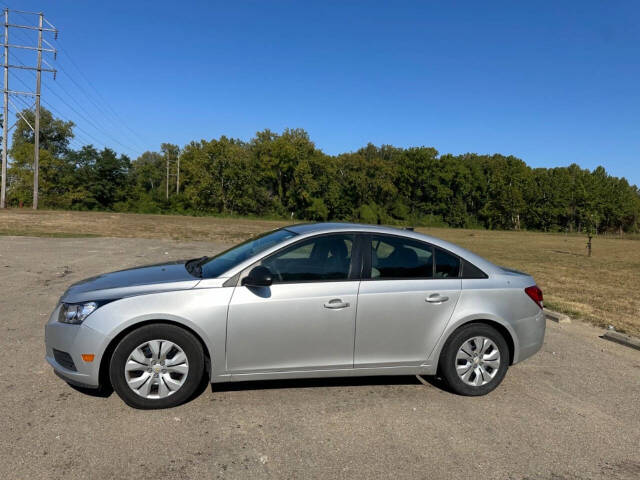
xmin=1 ymin=9 xmax=8 ymax=209
xmin=33 ymin=13 xmax=43 ymax=209
xmin=162 ymin=143 xmax=180 ymax=199
xmin=165 ymin=154 xmax=180 ymax=198
xmin=0 ymin=8 xmax=57 ymax=209
xmin=176 ymin=156 xmax=180 ymax=194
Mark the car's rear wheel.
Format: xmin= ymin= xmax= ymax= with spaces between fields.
xmin=109 ymin=324 xmax=204 ymax=409
xmin=439 ymin=323 xmax=510 ymax=396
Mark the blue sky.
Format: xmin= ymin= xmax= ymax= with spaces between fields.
xmin=6 ymin=0 xmax=640 ymax=185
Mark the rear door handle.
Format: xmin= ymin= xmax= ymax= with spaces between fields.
xmin=426 ymin=294 xmax=449 ymax=304
xmin=324 ymin=299 xmax=350 ymax=309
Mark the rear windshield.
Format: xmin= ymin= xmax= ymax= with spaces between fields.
xmin=201 ymin=228 xmax=297 ymax=278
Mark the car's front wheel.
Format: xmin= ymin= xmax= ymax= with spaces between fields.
xmin=439 ymin=323 xmax=510 ymax=396
xmin=109 ymin=323 xmax=204 ymax=409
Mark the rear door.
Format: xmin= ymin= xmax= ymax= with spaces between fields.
xmin=354 ymin=234 xmax=461 ymax=367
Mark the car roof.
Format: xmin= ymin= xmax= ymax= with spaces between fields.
xmin=283 ymin=222 xmax=500 ymax=275
xmin=286 ymin=222 xmax=405 ymax=235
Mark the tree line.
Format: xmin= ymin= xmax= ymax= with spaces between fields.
xmin=4 ymin=107 xmax=640 ymax=233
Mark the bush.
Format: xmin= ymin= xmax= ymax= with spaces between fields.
xmin=128 ymin=193 xmax=163 ymax=214
xmin=416 ymin=214 xmax=448 ymax=228
xmin=355 ymin=204 xmax=378 ymax=224
xmin=390 ymin=199 xmax=410 ymax=220
xmin=306 ymin=197 xmax=329 ymax=221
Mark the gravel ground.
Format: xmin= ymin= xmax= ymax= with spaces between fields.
xmin=1 ymin=236 xmax=639 ymax=480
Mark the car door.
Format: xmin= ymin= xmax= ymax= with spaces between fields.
xmin=354 ymin=234 xmax=461 ymax=367
xmin=226 ymin=233 xmax=361 ymax=373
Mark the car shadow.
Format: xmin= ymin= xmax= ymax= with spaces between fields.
xmin=209 ymin=374 xmax=449 ymax=393
xmin=67 ymin=383 xmax=114 ymax=398
xmin=64 ymin=373 xmax=451 ymax=404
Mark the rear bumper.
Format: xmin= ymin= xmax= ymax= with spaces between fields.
xmin=45 ymin=306 xmax=107 ymax=388
xmin=512 ymin=308 xmax=546 ymax=364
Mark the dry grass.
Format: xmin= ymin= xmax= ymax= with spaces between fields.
xmin=2 ymin=208 xmax=639 ymax=337
xmin=0 ymin=209 xmax=289 ymax=243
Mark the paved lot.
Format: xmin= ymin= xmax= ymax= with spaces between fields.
xmin=1 ymin=236 xmax=639 ymax=480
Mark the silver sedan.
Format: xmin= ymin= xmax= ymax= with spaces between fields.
xmin=45 ymin=223 xmax=546 ymax=409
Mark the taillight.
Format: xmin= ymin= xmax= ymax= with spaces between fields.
xmin=525 ymin=285 xmax=543 ymax=309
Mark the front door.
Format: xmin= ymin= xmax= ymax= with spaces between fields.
xmin=226 ymin=233 xmax=359 ymax=373
xmin=354 ymin=234 xmax=461 ymax=367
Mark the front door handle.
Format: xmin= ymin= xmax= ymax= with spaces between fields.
xmin=426 ymin=294 xmax=449 ymax=304
xmin=324 ymin=299 xmax=350 ymax=309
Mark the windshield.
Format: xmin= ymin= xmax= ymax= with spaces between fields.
xmin=200 ymin=228 xmax=297 ymax=278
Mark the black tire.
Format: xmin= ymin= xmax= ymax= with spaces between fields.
xmin=109 ymin=323 xmax=205 ymax=409
xmin=438 ymin=323 xmax=510 ymax=396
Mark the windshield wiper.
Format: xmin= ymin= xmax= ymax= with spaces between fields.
xmin=185 ymin=256 xmax=208 ymax=278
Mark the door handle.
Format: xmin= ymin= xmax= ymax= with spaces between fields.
xmin=324 ymin=299 xmax=350 ymax=309
xmin=426 ymin=294 xmax=449 ymax=304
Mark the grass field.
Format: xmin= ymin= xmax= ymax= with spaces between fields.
xmin=2 ymin=208 xmax=639 ymax=337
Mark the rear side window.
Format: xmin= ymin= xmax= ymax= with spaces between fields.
xmin=461 ymin=259 xmax=487 ymax=279
xmin=369 ymin=235 xmax=433 ymax=279
xmin=434 ymin=248 xmax=461 ymax=278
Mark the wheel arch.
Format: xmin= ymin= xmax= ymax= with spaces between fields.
xmin=467 ymin=319 xmax=515 ymax=365
xmin=431 ymin=316 xmax=518 ymax=368
xmin=98 ymin=319 xmax=213 ymax=389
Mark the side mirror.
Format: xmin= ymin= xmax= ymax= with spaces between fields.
xmin=242 ymin=265 xmax=273 ymax=287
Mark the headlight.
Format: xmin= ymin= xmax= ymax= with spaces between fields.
xmin=58 ymin=302 xmax=98 ymax=324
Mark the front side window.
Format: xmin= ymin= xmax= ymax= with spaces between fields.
xmin=201 ymin=228 xmax=297 ymax=278
xmin=370 ymin=235 xmax=434 ymax=279
xmin=261 ymin=234 xmax=354 ymax=283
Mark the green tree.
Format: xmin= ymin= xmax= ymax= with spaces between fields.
xmin=3 ymin=107 xmax=638 ymax=233
xmin=10 ymin=108 xmax=74 ymax=158
xmin=7 ymin=107 xmax=75 ymax=207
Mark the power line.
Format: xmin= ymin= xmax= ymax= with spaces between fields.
xmin=6 ymin=82 xmax=32 ymax=108
xmin=4 ymin=13 xmax=139 ymax=147
xmin=19 ymin=31 xmax=150 ymax=153
xmin=6 ymin=9 xmax=150 ymax=155
xmin=52 ymin=61 xmax=147 ymax=152
xmin=8 ymin=70 xmax=107 ymax=152
xmin=42 ymin=81 xmax=142 ymax=155
xmin=9 ymin=54 xmax=142 ymax=158
xmin=55 ymin=41 xmax=150 ymax=149
xmin=7 ymin=100 xmax=91 ymax=152
xmin=41 ymin=99 xmax=111 ymax=151
xmin=44 ymin=69 xmax=134 ymax=143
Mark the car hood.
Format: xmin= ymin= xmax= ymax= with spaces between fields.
xmin=60 ymin=261 xmax=201 ymax=303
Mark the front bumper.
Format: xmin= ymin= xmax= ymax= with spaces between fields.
xmin=45 ymin=305 xmax=108 ymax=389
